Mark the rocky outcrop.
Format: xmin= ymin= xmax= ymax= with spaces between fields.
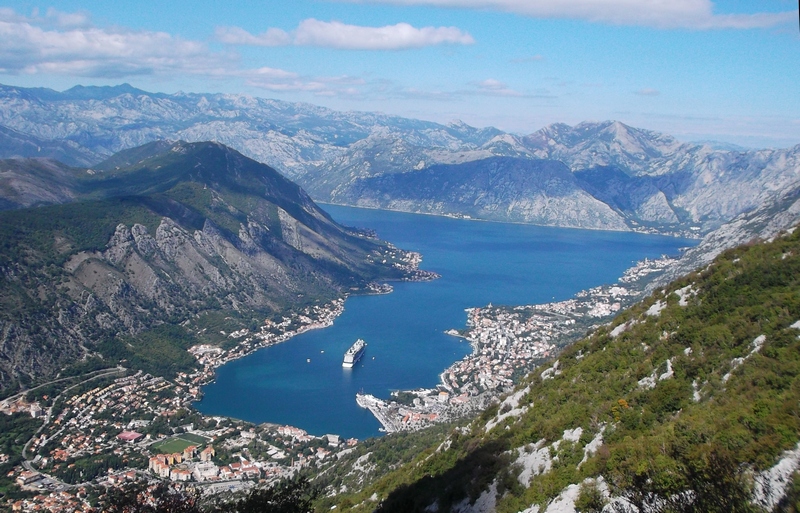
xmin=652 ymin=179 xmax=800 ymax=288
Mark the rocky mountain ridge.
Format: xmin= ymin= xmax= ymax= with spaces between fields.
xmin=1 ymin=84 xmax=798 ymax=236
xmin=0 ymin=141 xmax=420 ymax=392
xmin=308 ymin=121 xmax=800 ymax=235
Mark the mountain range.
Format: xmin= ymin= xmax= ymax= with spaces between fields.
xmin=2 ymin=83 xmax=800 ymax=510
xmin=0 ymin=141 xmax=419 ymax=392
xmin=1 ymin=84 xmax=798 ymax=236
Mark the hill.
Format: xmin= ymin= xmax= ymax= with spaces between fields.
xmin=0 ymin=141 xmax=424 ymax=393
xmin=317 ymin=224 xmax=800 ymax=512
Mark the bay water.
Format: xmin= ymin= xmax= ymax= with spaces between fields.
xmin=195 ymin=206 xmax=694 ymax=439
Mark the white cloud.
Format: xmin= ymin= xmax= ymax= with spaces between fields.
xmin=635 ymin=88 xmax=660 ymax=96
xmin=472 ymin=79 xmax=523 ymax=97
xmin=0 ymin=8 xmax=368 ymax=98
xmin=477 ymin=78 xmax=506 ymax=90
xmin=42 ymin=7 xmax=92 ymax=28
xmin=0 ymin=8 xmax=231 ymax=78
xmin=342 ymin=0 xmax=796 ymax=29
xmin=216 ymin=18 xmax=475 ymax=50
xmin=215 ymin=26 xmax=291 ymax=47
xmin=244 ymin=71 xmax=367 ymax=96
xmin=0 ymin=7 xmax=93 ymax=28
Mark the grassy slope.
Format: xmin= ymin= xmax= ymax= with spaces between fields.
xmin=322 ymin=228 xmax=800 ymax=512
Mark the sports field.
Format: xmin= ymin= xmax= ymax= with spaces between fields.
xmin=151 ymin=432 xmax=209 ymax=454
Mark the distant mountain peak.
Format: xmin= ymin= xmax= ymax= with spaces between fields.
xmin=447 ymin=119 xmax=470 ymax=128
xmin=60 ymin=83 xmax=153 ymax=100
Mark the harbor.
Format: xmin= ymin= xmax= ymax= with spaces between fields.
xmin=196 ymin=205 xmax=693 ymax=439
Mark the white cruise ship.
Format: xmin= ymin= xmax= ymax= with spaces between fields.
xmin=342 ymin=339 xmax=367 ymax=368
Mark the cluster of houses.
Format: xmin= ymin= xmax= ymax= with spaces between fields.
xmin=148 ymin=445 xmax=217 ymax=481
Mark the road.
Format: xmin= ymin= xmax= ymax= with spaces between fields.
xmin=20 ymin=366 xmax=127 ymax=486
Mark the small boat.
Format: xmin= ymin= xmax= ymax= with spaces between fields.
xmin=307 ymin=358 xmax=311 ymax=363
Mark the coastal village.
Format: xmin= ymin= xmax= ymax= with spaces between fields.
xmin=0 ymin=253 xmax=677 ymax=511
xmin=351 ymin=255 xmax=678 ymax=434
xmin=0 ymin=300 xmax=356 ymax=512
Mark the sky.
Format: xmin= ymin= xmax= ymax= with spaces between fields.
xmin=0 ymin=0 xmax=798 ymax=148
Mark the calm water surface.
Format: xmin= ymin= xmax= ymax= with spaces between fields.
xmin=195 ymin=206 xmax=695 ymax=439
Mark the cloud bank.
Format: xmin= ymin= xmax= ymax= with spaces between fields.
xmin=342 ymin=0 xmax=795 ymax=29
xmin=216 ymin=19 xmax=475 ymax=50
xmin=0 ymin=8 xmax=375 ymax=98
xmin=0 ymin=8 xmax=230 ymax=77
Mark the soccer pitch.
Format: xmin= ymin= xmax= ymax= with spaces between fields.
xmin=151 ymin=433 xmax=209 ymax=454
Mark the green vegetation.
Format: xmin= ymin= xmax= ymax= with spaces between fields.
xmin=312 ymin=421 xmax=468 ymax=511
xmin=0 ymin=197 xmax=162 ymax=267
xmin=151 ymin=438 xmax=195 ymax=455
xmin=0 ymin=413 xmax=42 ymax=500
xmin=0 ymin=141 xmax=414 ymax=394
xmin=101 ymin=476 xmax=317 ymax=513
xmin=321 ymin=228 xmax=800 ymax=512
xmin=151 ymin=433 xmax=209 ymax=454
xmin=97 ymin=325 xmax=199 ymax=379
xmin=179 ymin=433 xmax=209 ymax=444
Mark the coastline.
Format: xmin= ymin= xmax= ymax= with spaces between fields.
xmin=320 ymin=201 xmax=702 ymax=239
xmin=190 ymin=218 xmax=689 ymax=437
xmin=189 ymin=243 xmax=436 ymax=391
xmin=188 ymin=298 xmax=347 ymax=391
xmin=355 ymin=252 xmax=683 ymax=434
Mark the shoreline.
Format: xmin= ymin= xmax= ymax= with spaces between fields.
xmin=320 ymin=201 xmax=702 ymax=239
xmin=188 ymin=246 xmax=439 ymax=431
xmin=355 ymin=252 xmax=683 ymax=434
xmin=190 ymin=227 xmax=688 ymax=437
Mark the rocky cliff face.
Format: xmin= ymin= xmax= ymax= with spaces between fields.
xmin=652 ymin=180 xmax=800 ymax=289
xmin=0 ymin=141 xmax=419 ymax=391
xmin=308 ymin=120 xmax=800 ymax=235
xmin=336 ymin=157 xmax=629 ymax=230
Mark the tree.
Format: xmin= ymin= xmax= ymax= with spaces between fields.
xmin=575 ymin=480 xmax=607 ymax=513
xmin=99 ymin=482 xmax=202 ymax=513
xmin=210 ymin=476 xmax=318 ymax=513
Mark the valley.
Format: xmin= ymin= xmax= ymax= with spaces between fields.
xmin=0 ymin=84 xmax=798 ymax=512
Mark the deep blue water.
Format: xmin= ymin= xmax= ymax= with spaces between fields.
xmin=195 ymin=206 xmax=695 ymax=439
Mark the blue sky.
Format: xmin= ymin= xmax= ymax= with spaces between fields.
xmin=0 ymin=0 xmax=798 ymax=147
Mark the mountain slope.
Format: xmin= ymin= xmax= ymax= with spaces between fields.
xmin=653 ymin=179 xmax=800 ymax=289
xmin=0 ymin=157 xmax=83 ymax=210
xmin=0 ymin=83 xmax=498 ymax=179
xmin=321 ymin=224 xmax=800 ymax=513
xmin=334 ymin=156 xmax=629 ymax=230
xmin=0 ymin=125 xmax=98 ymax=167
xmin=303 ymin=121 xmax=799 ymax=235
xmin=0 ymin=141 xmax=420 ymax=393
xmin=2 ymin=84 xmax=799 ymax=236
xmin=523 ymin=121 xmax=687 ymax=175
